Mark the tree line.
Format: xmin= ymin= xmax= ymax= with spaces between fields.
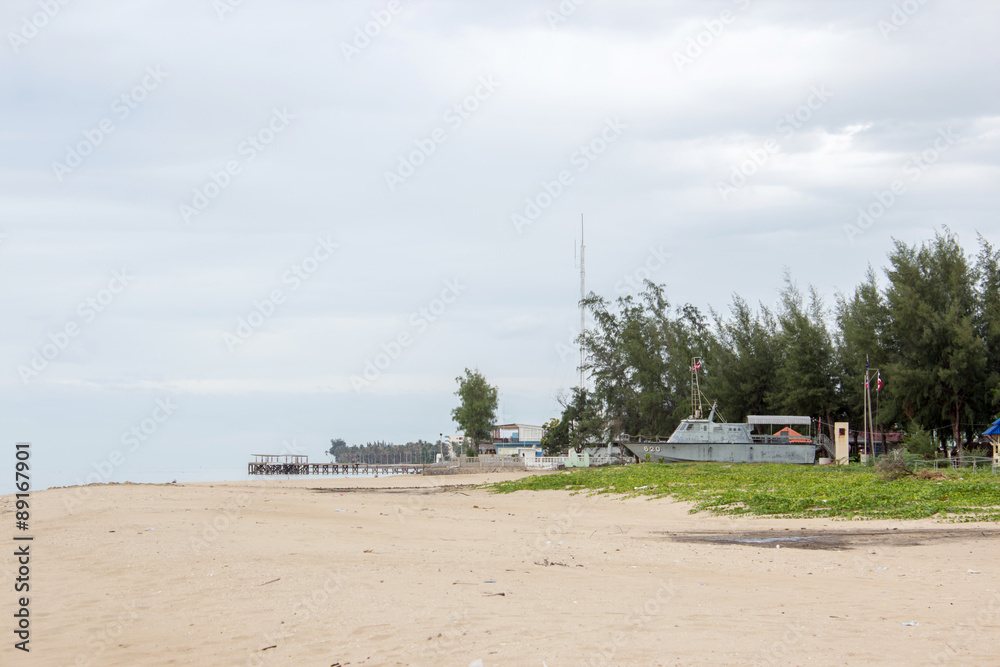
xmin=546 ymin=230 xmax=999 ymax=457
xmin=326 ymin=438 xmax=442 ymax=464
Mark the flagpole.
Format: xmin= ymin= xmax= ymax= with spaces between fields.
xmin=875 ymin=370 xmax=880 ymax=452
xmin=867 ymin=369 xmax=872 ymax=459
xmin=862 ymin=368 xmax=869 ymax=461
xmin=870 ymin=372 xmax=877 ymax=456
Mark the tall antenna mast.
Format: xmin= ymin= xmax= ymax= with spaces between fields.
xmin=691 ymin=357 xmax=703 ymax=419
xmin=579 ymin=214 xmax=585 ymax=391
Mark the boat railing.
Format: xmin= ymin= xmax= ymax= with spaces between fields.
xmin=622 ymin=434 xmax=671 ymax=444
xmin=750 ymin=434 xmax=795 ymax=445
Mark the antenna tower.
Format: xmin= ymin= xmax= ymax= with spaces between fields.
xmin=579 ymin=215 xmax=585 ymax=390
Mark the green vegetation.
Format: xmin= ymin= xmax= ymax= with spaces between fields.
xmin=490 ymin=462 xmax=1000 ymax=522
xmin=551 ymin=229 xmax=1000 ymax=456
xmin=451 ymin=368 xmax=499 ymax=451
xmin=541 ymin=387 xmax=603 ymax=455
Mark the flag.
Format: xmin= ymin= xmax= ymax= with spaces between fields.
xmin=692 ymin=359 xmax=702 ymax=371
xmin=877 ymin=371 xmax=882 ymax=392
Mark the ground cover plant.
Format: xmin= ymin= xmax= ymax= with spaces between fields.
xmin=490 ymin=462 xmax=1000 ymax=521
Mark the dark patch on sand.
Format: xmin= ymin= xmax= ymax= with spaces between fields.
xmin=309 ymin=485 xmax=475 ymax=495
xmin=649 ymin=527 xmax=1000 ymax=550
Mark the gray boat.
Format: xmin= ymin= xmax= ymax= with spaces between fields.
xmin=621 ymin=358 xmax=829 ymax=465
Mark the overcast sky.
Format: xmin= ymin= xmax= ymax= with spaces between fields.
xmin=2 ymin=0 xmax=998 ymax=491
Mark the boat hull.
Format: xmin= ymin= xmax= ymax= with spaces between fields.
xmin=624 ymin=442 xmax=816 ymax=465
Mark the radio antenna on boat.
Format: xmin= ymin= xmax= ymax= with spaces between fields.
xmin=690 ymin=357 xmax=704 ymax=419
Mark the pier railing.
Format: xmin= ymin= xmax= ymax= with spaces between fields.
xmin=247 ymin=460 xmax=425 ymax=476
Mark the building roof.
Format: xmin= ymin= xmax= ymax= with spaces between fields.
xmin=984 ymin=418 xmax=1000 ymax=436
xmin=746 ymin=415 xmax=811 ymax=426
xmin=774 ymin=426 xmax=811 ymax=443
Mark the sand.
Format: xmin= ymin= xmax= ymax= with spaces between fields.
xmin=2 ymin=471 xmax=999 ymax=666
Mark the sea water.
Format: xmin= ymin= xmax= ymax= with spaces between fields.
xmin=2 ymin=467 xmax=391 ymax=494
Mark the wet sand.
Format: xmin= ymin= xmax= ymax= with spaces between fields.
xmin=2 ymin=472 xmax=998 ymax=666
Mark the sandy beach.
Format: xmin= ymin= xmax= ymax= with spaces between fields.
xmin=2 ymin=472 xmax=999 ymax=666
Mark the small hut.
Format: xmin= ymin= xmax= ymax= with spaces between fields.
xmin=984 ymin=418 xmax=1000 ymax=464
xmin=774 ymin=426 xmax=812 ymax=444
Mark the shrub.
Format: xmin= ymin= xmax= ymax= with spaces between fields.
xmin=903 ymin=425 xmax=937 ymax=460
xmin=875 ymin=450 xmax=913 ymax=481
xmin=965 ymin=446 xmax=991 ymax=458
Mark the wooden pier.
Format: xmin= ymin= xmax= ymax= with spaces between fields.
xmin=247 ymin=454 xmax=425 ymax=476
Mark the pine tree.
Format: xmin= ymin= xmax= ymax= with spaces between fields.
xmin=768 ymin=275 xmax=838 ymax=429
xmin=835 ymin=267 xmax=893 ymax=430
xmin=884 ymin=230 xmax=987 ymax=455
xmin=708 ymin=295 xmax=779 ymax=422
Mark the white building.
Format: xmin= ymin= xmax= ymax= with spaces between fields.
xmin=491 ymin=423 xmax=545 ymax=457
